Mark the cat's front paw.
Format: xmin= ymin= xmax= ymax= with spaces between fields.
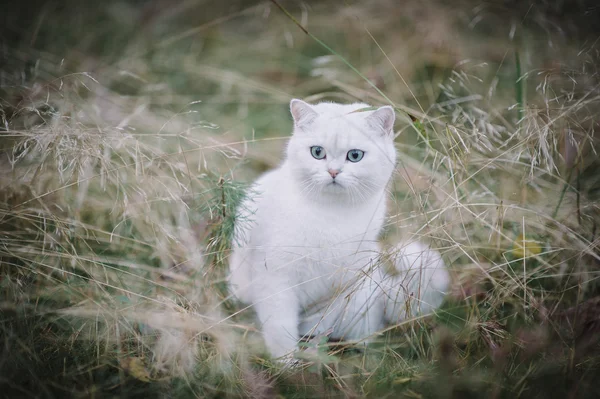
xmin=262 ymin=327 xmax=300 ymax=361
xmin=277 ymin=353 xmax=303 ymax=369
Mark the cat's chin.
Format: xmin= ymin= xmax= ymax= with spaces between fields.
xmin=321 ymin=181 xmax=348 ymax=195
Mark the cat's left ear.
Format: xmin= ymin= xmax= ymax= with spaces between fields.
xmin=290 ymin=99 xmax=318 ymax=128
xmin=366 ymin=106 xmax=395 ymax=136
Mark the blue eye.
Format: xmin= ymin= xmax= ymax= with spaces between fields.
xmin=347 ymin=149 xmax=364 ymax=162
xmin=311 ymin=146 xmax=326 ymax=159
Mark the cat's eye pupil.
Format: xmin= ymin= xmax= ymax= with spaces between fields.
xmin=311 ymin=146 xmax=326 ymax=159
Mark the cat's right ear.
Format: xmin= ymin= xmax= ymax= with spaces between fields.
xmin=290 ymin=99 xmax=318 ymax=128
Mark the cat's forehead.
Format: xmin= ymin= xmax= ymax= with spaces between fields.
xmin=291 ymin=101 xmax=389 ymax=151
xmin=315 ymin=122 xmax=371 ymax=146
xmin=299 ymin=122 xmax=382 ymax=157
xmin=311 ymin=102 xmax=371 ymax=115
xmin=310 ymin=108 xmax=376 ymax=144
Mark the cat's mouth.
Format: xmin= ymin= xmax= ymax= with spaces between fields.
xmin=327 ymin=180 xmax=344 ymax=189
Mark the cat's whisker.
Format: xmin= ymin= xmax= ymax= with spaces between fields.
xmin=299 ymin=177 xmax=318 ymax=198
xmin=351 ymin=181 xmax=371 ymax=204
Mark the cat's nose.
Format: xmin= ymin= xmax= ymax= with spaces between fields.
xmin=328 ymin=169 xmax=340 ymax=178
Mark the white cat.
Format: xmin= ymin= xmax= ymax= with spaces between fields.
xmin=228 ymin=100 xmax=450 ymax=360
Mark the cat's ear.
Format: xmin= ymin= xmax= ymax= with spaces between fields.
xmin=290 ymin=99 xmax=318 ymax=128
xmin=366 ymin=106 xmax=395 ymax=136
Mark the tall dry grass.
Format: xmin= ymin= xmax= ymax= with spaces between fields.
xmin=1 ymin=0 xmax=599 ymax=397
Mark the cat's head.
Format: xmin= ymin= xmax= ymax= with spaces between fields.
xmin=285 ymin=99 xmax=397 ymax=204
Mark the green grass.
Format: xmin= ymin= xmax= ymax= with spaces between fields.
xmin=1 ymin=0 xmax=600 ymax=397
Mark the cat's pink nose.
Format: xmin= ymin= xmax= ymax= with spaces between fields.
xmin=328 ymin=169 xmax=340 ymax=178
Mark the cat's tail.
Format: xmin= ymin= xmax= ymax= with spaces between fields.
xmin=380 ymin=241 xmax=450 ymax=324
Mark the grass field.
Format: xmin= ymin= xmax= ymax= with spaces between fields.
xmin=1 ymin=0 xmax=600 ymax=397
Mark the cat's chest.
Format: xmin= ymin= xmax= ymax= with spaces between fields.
xmin=280 ymin=205 xmax=375 ymax=244
xmin=286 ymin=205 xmax=384 ymax=301
xmin=257 ymin=197 xmax=383 ymax=267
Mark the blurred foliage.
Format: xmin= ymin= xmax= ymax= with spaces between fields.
xmin=1 ymin=0 xmax=600 ymax=398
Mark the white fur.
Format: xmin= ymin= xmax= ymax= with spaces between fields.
xmin=229 ymin=100 xmax=449 ymax=359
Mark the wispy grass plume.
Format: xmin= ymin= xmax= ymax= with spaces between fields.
xmin=1 ymin=0 xmax=599 ymax=397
